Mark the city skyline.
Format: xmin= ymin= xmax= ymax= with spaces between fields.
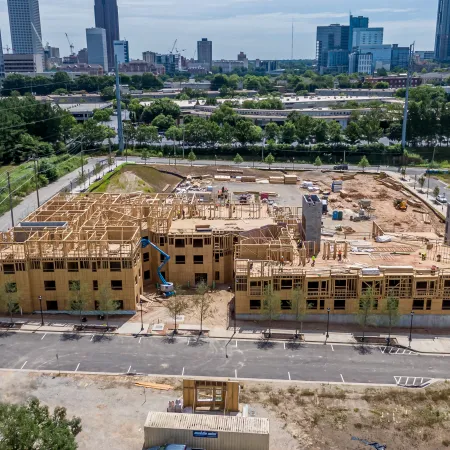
xmin=0 ymin=0 xmax=438 ymax=60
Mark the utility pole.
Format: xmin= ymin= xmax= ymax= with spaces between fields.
xmin=108 ymin=139 xmax=112 ymax=169
xmin=291 ymin=19 xmax=294 ymax=60
xmin=7 ymin=172 xmax=14 ymax=227
xmin=33 ymin=156 xmax=40 ymax=207
xmin=81 ymin=142 xmax=84 ymax=179
xmin=115 ymin=55 xmax=124 ymax=155
xmin=401 ymin=42 xmax=415 ymax=167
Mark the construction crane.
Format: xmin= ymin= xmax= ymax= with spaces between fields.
xmin=170 ymin=39 xmax=177 ymax=54
xmin=65 ymin=33 xmax=75 ymax=56
xmin=141 ymin=238 xmax=174 ymax=297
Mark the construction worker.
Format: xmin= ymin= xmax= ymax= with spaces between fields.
xmin=311 ymin=255 xmax=316 ymax=267
xmin=280 ymin=255 xmax=284 ymax=266
xmin=422 ymin=252 xmax=426 ymax=261
xmin=338 ymin=250 xmax=342 ymax=262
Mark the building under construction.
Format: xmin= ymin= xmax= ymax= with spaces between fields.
xmin=1 ymin=188 xmax=450 ymax=327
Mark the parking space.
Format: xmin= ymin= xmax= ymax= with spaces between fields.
xmin=379 ymin=346 xmax=418 ymax=356
xmin=394 ymin=376 xmax=435 ymax=388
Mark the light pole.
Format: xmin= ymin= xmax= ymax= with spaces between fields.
xmin=408 ymin=311 xmax=414 ymax=348
xmin=292 ymin=158 xmax=295 ymax=171
xmin=38 ymin=295 xmax=44 ymax=326
xmin=140 ymin=300 xmax=144 ymax=332
xmin=326 ymin=307 xmax=330 ymax=340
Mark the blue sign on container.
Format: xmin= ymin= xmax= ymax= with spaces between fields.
xmin=193 ymin=430 xmax=218 ymax=438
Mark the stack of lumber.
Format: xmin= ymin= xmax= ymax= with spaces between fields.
xmin=134 ymin=381 xmax=173 ymax=390
xmin=241 ymin=176 xmax=256 ymax=182
xmin=269 ymin=176 xmax=284 ymax=184
xmin=284 ymin=174 xmax=297 ymax=184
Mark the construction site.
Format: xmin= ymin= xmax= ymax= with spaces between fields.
xmin=1 ymin=164 xmax=449 ymax=327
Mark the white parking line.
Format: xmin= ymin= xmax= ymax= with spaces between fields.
xmin=127 ymin=365 xmax=132 ymax=373
xmin=139 ymin=337 xmax=142 ymax=344
xmin=182 ymin=367 xmax=185 ymax=376
xmin=330 ymin=344 xmax=334 ymax=351
xmin=187 ymin=338 xmax=190 ymax=346
xmin=75 ymin=363 xmax=80 ymax=372
xmin=283 ymin=342 xmax=286 ymax=350
xmin=21 ymin=361 xmax=27 ymax=370
xmin=235 ymin=369 xmax=237 ymax=379
xmin=380 ymin=346 xmax=386 ymax=353
xmin=41 ymin=333 xmax=47 ymax=340
xmin=235 ymin=340 xmax=237 ymax=347
xmin=340 ymin=374 xmax=345 ymax=383
xmin=288 ymin=372 xmax=291 ymax=380
xmin=90 ymin=334 xmax=94 ymax=341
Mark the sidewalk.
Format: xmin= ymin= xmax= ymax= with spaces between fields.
xmin=3 ymin=316 xmax=450 ymax=354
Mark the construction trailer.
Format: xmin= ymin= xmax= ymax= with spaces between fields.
xmin=144 ymin=412 xmax=270 ymax=450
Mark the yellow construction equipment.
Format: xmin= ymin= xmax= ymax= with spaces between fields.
xmin=393 ymin=198 xmax=408 ymax=211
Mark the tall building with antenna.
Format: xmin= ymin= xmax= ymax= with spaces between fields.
xmin=95 ymin=0 xmax=120 ymax=71
xmin=7 ymin=0 xmax=43 ymax=54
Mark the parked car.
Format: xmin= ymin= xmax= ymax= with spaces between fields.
xmin=148 ymin=446 xmax=203 ymax=450
xmin=333 ymin=164 xmax=349 ymax=170
xmin=436 ymin=194 xmax=448 ymax=204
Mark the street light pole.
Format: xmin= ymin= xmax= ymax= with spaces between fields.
xmin=408 ymin=311 xmax=414 ymax=348
xmin=326 ymin=307 xmax=330 ymax=340
xmin=140 ymin=300 xmax=144 ymax=332
xmin=38 ymin=295 xmax=44 ymax=326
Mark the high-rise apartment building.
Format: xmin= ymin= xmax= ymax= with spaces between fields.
xmin=352 ymin=28 xmax=383 ymax=48
xmin=86 ymin=28 xmax=108 ymax=71
xmin=77 ymin=48 xmax=88 ymax=64
xmin=0 ymin=31 xmax=5 ymax=78
xmin=94 ymin=0 xmax=120 ymax=70
xmin=391 ymin=44 xmax=410 ymax=70
xmin=113 ymin=40 xmax=129 ymax=64
xmin=197 ymin=38 xmax=212 ymax=68
xmin=7 ymin=0 xmax=43 ymax=54
xmin=349 ymin=15 xmax=369 ymax=50
xmin=143 ymin=51 xmax=157 ymax=65
xmin=435 ymin=0 xmax=450 ymax=61
xmin=316 ymin=25 xmax=349 ymax=74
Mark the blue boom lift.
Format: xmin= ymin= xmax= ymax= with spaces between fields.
xmin=141 ymin=238 xmax=174 ymax=297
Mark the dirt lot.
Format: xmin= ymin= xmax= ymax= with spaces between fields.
xmin=93 ymin=165 xmax=182 ymax=194
xmin=134 ymin=289 xmax=233 ymax=330
xmin=1 ymin=371 xmax=449 ymax=450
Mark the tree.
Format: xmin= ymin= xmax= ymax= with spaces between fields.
xmin=0 ymin=282 xmax=21 ymax=324
xmin=265 ymin=152 xmax=275 ymax=168
xmin=191 ymin=281 xmax=215 ymax=336
xmin=75 ymin=119 xmax=109 ymax=149
xmin=141 ymin=72 xmax=163 ymax=90
xmin=140 ymin=98 xmax=181 ymax=123
xmin=357 ymin=288 xmax=376 ymax=343
xmin=151 ymin=114 xmax=176 ymax=132
xmin=164 ymin=286 xmax=191 ymax=335
xmin=418 ymin=176 xmax=426 ymax=190
xmin=358 ymin=155 xmax=370 ymax=172
xmin=141 ymin=147 xmax=150 ymax=165
xmin=69 ymin=281 xmax=90 ymax=325
xmin=234 ymin=120 xmax=262 ymax=147
xmin=165 ymin=125 xmax=183 ymax=144
xmin=358 ymin=110 xmax=383 ymax=144
xmin=290 ymin=287 xmax=310 ymax=338
xmin=123 ymin=122 xmax=137 ymax=150
xmin=187 ymin=150 xmax=196 ymax=166
xmin=313 ymin=119 xmax=329 ymax=143
xmin=233 ymin=153 xmax=244 ymax=164
xmin=92 ymin=108 xmax=112 ymax=123
xmin=374 ymin=81 xmax=390 ymax=89
xmin=382 ymin=295 xmax=399 ymax=346
xmin=97 ymin=283 xmax=119 ymax=330
xmin=0 ymin=398 xmax=82 ymax=450
xmin=314 ymin=156 xmax=322 ymax=167
xmin=261 ymin=286 xmax=280 ymax=338
xmin=264 ymin=122 xmax=280 ymax=141
xmin=280 ymin=122 xmax=297 ymax=144
xmin=328 ymin=121 xmax=342 ymax=145
xmin=433 ymin=186 xmax=440 ymax=198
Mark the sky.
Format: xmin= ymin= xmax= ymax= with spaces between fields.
xmin=0 ymin=0 xmax=439 ymax=61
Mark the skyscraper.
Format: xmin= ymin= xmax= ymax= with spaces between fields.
xmin=94 ymin=0 xmax=120 ymax=70
xmin=86 ymin=28 xmax=108 ymax=71
xmin=316 ymin=25 xmax=349 ymax=74
xmin=435 ymin=0 xmax=450 ymax=62
xmin=114 ymin=40 xmax=129 ymax=64
xmin=197 ymin=38 xmax=212 ymax=68
xmin=7 ymin=0 xmax=43 ymax=54
xmin=349 ymin=15 xmax=369 ymax=50
xmin=0 ymin=31 xmax=5 ymax=78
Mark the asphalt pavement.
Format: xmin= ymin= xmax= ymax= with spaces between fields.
xmin=1 ymin=332 xmax=448 ymax=386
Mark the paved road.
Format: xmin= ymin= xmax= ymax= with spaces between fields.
xmin=1 ymin=332 xmax=448 ymax=385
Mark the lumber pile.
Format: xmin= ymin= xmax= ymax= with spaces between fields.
xmin=134 ymin=381 xmax=173 ymax=390
xmin=217 ymin=168 xmax=243 ymax=174
xmin=241 ymin=176 xmax=256 ymax=182
xmin=284 ymin=174 xmax=297 ymax=184
xmin=269 ymin=176 xmax=284 ymax=184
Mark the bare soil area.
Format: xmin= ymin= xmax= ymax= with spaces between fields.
xmin=1 ymin=371 xmax=449 ymax=450
xmin=134 ymin=289 xmax=233 ymax=330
